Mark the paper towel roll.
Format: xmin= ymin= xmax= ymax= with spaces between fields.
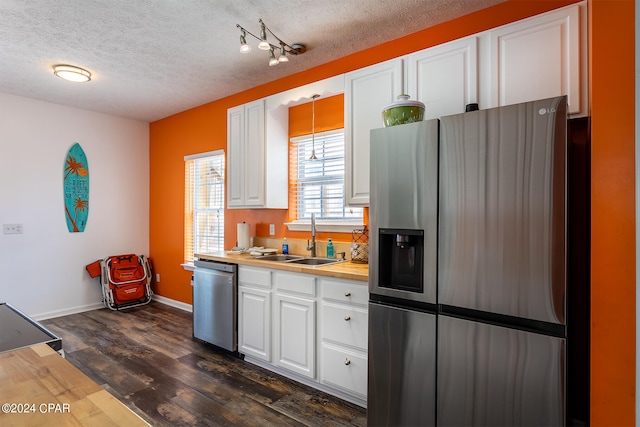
xmin=237 ymin=223 xmax=250 ymax=249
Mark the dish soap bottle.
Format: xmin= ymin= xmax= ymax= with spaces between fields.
xmin=282 ymin=237 xmax=289 ymax=255
xmin=326 ymin=238 xmax=334 ymax=258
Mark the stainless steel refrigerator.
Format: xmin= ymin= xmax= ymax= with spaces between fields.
xmin=368 ymin=96 xmax=568 ymax=426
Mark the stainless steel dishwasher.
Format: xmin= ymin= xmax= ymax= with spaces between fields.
xmin=193 ymin=259 xmax=237 ymax=352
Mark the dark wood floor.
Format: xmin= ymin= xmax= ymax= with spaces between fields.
xmin=42 ymin=301 xmax=366 ymax=427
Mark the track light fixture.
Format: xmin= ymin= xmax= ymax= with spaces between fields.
xmin=236 ymin=19 xmax=306 ymax=66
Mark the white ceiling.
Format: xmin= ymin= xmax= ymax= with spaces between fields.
xmin=0 ymin=0 xmax=504 ymax=123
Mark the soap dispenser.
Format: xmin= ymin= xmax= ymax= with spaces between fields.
xmin=326 ymin=238 xmax=334 ymax=258
xmin=282 ymin=237 xmax=289 ymax=255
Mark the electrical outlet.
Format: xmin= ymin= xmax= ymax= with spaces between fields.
xmin=3 ymin=224 xmax=23 ymax=234
xmin=156 ymin=274 xmax=161 ymax=283
xmin=269 ymin=224 xmax=275 ymax=235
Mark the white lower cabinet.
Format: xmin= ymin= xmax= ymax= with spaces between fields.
xmin=273 ymin=271 xmax=316 ymax=379
xmin=274 ymin=293 xmax=316 ymax=378
xmin=238 ymin=266 xmax=272 ymax=362
xmin=238 ymin=286 xmax=271 ymax=361
xmin=319 ymin=278 xmax=368 ymax=404
xmin=237 ymin=266 xmax=368 ymax=407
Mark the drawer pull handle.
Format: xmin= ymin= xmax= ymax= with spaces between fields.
xmin=344 ymin=358 xmax=351 ymax=366
xmin=344 ymin=315 xmax=351 ymax=321
xmin=344 ymin=292 xmax=351 ymax=297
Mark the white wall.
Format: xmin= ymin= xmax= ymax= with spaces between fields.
xmin=0 ymin=92 xmax=149 ymax=319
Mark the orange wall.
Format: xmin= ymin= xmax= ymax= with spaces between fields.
xmin=149 ymin=0 xmax=635 ymax=421
xmin=589 ymin=0 xmax=635 ymax=424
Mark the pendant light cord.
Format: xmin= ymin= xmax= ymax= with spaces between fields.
xmin=310 ymin=94 xmax=320 ymax=160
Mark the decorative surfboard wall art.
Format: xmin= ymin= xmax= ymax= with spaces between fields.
xmin=63 ymin=143 xmax=89 ymax=232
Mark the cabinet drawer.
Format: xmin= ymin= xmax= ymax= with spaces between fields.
xmin=321 ymin=345 xmax=367 ymax=397
xmin=321 ymin=279 xmax=368 ymax=307
xmin=239 ymin=266 xmax=271 ymax=289
xmin=322 ymin=303 xmax=368 ymax=350
xmin=274 ymin=272 xmax=316 ymax=297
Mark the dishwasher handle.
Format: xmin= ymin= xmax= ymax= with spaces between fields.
xmin=194 ymin=259 xmax=237 ymax=273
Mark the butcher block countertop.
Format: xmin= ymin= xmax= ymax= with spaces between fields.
xmin=0 ymin=343 xmax=149 ymax=426
xmin=195 ymin=252 xmax=369 ymax=282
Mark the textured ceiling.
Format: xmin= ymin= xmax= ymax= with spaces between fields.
xmin=0 ymin=0 xmax=504 ymax=122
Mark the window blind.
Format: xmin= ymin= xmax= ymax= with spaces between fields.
xmin=184 ymin=151 xmax=225 ymax=263
xmin=289 ymin=129 xmax=362 ymax=221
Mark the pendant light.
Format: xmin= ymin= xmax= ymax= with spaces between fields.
xmin=309 ymin=94 xmax=320 ymax=160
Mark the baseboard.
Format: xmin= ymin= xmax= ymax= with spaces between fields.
xmin=152 ymin=294 xmax=192 ymax=312
xmin=33 ymin=295 xmax=191 ymax=321
xmin=34 ymin=302 xmax=105 ymax=321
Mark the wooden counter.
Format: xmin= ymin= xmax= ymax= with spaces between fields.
xmin=0 ymin=343 xmax=149 ymax=426
xmin=195 ymin=252 xmax=369 ymax=282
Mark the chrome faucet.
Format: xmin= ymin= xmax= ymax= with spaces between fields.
xmin=306 ymin=212 xmax=317 ymax=257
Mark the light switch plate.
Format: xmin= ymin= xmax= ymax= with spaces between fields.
xmin=3 ymin=224 xmax=23 ymax=234
xmin=269 ymin=224 xmax=275 ymax=235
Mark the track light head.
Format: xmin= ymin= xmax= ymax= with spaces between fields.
xmin=269 ymin=48 xmax=279 ymax=66
xmin=240 ymin=31 xmax=251 ymax=53
xmin=258 ymin=22 xmax=270 ymax=50
xmin=278 ymin=43 xmax=289 ymax=62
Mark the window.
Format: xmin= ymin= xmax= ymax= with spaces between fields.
xmin=184 ymin=151 xmax=225 ymax=263
xmin=289 ymin=129 xmax=362 ymax=223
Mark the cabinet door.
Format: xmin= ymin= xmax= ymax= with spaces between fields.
xmin=238 ymin=287 xmax=271 ymax=362
xmin=227 ymin=105 xmax=244 ymax=207
xmin=274 ymin=293 xmax=316 ymax=378
xmin=488 ymin=4 xmax=581 ymax=114
xmin=345 ymin=58 xmax=403 ymax=206
xmin=243 ymin=99 xmax=265 ymax=206
xmin=407 ymin=36 xmax=478 ymax=120
xmin=238 ymin=286 xmax=271 ymax=361
xmin=227 ymin=99 xmax=266 ymax=208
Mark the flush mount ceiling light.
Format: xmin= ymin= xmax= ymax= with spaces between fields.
xmin=53 ymin=64 xmax=91 ymax=82
xmin=236 ymin=19 xmax=305 ymax=66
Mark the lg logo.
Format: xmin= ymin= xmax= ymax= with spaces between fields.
xmin=538 ymin=107 xmax=557 ymax=115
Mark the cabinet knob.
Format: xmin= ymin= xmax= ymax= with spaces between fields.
xmin=344 ymin=358 xmax=351 ymax=366
xmin=344 ymin=292 xmax=351 ymax=297
xmin=344 ymin=315 xmax=351 ymax=321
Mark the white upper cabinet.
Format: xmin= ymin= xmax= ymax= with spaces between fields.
xmin=485 ymin=3 xmax=584 ymax=115
xmin=227 ymin=99 xmax=288 ymax=208
xmin=227 ymin=104 xmax=245 ymax=207
xmin=407 ymin=36 xmax=479 ymax=120
xmin=344 ymin=58 xmax=404 ymax=206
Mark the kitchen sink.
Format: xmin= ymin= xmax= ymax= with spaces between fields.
xmin=254 ymin=254 xmax=304 ymax=262
xmin=254 ymin=254 xmax=343 ymax=267
xmin=286 ymin=257 xmax=343 ymax=267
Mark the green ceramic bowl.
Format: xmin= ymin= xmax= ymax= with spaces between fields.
xmin=382 ymin=94 xmax=425 ymax=127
